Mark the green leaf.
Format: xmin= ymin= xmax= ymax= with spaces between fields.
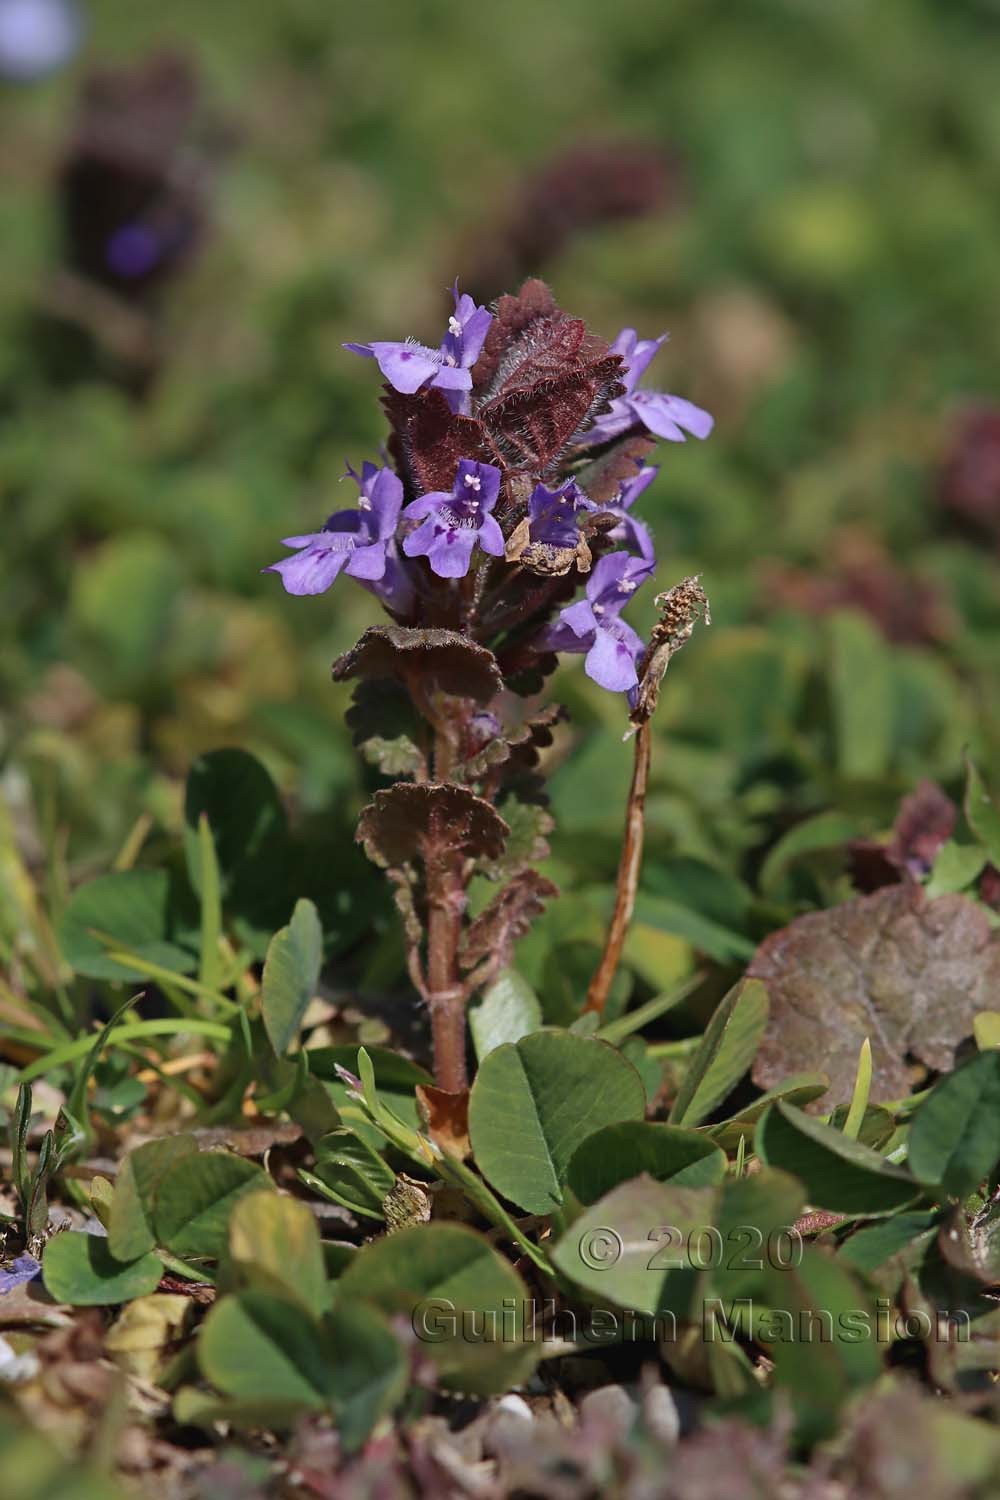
xmin=184 ymin=749 xmax=288 ymax=898
xmin=42 ymin=1232 xmax=163 ymax=1306
xmin=153 ymin=1151 xmax=272 ymax=1257
xmin=964 ymin=758 xmax=1000 ymax=867
xmin=108 ymin=1135 xmax=199 ymax=1260
xmin=198 ymin=1290 xmax=405 ymax=1449
xmin=552 ymin=1177 xmax=715 ymax=1319
xmin=224 ymin=1190 xmax=329 ymax=1318
xmin=629 ymin=894 xmax=754 ymax=964
xmin=468 ymin=969 xmax=542 ymax=1061
xmin=595 ymin=973 xmax=704 ymax=1047
xmin=841 ymin=1038 xmax=872 ymax=1141
xmin=756 ymin=1102 xmax=919 ymax=1216
xmin=837 ymin=1211 xmax=941 ymax=1272
xmin=668 ymin=979 xmax=769 ymax=1127
xmin=828 ymin=610 xmax=892 ymax=779
xmin=566 ymin=1122 xmax=726 ymax=1204
xmin=758 ymin=810 xmax=864 ymax=895
xmin=706 ymin=1072 xmax=830 ymax=1151
xmin=309 ymin=1128 xmax=396 ymax=1221
xmin=338 ymin=1222 xmax=537 ymax=1394
xmin=926 ymin=841 xmax=988 ymax=898
xmin=196 ymin=813 xmax=223 ymax=992
xmin=758 ymin=1251 xmax=881 ymax=1444
xmin=974 ymin=1011 xmax=1000 ymax=1050
xmin=58 ymin=870 xmax=197 ymax=982
xmin=907 ymin=1049 xmax=1000 ymax=1198
xmin=468 ymin=1031 xmax=646 ymax=1214
xmin=261 ymin=898 xmax=323 ymax=1055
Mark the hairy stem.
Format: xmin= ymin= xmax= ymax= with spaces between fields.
xmin=584 ymin=719 xmax=652 ymax=1015
xmin=424 ymin=725 xmax=469 ymax=1090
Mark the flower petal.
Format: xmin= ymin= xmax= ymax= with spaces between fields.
xmin=264 ymin=543 xmax=350 ymax=596
xmin=585 ymin=624 xmax=642 ymax=692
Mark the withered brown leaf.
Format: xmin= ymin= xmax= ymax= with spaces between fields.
xmin=460 ymin=869 xmax=559 ymax=969
xmin=749 ymin=884 xmax=1000 ymax=1108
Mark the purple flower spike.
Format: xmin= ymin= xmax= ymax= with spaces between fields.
xmin=540 ymin=550 xmax=654 ymax=693
xmin=264 ymin=462 xmax=403 ymax=596
xmin=0 ymin=1253 xmax=41 ymax=1294
xmin=579 ymin=328 xmax=714 ymax=447
xmin=344 ymin=283 xmax=492 ymax=411
xmin=402 ymin=459 xmax=504 ymax=579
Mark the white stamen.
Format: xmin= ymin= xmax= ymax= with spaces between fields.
xmin=464 ymin=473 xmax=482 ymax=491
xmin=448 ymin=316 xmax=462 ymax=336
xmin=358 ymin=496 xmax=372 ymax=510
xmin=444 ymin=354 xmax=457 ymax=366
xmin=618 ymin=579 xmax=638 ymax=594
xmin=592 ymin=603 xmax=605 ymax=616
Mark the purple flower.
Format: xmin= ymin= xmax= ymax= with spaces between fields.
xmin=0 ymin=1253 xmax=41 ymax=1294
xmin=580 ymin=329 xmax=714 ymax=447
xmin=264 ymin=462 xmax=403 ymax=596
xmin=363 ymin=538 xmax=416 ymax=617
xmin=540 ymin=551 xmax=654 ymax=692
xmin=606 ymin=464 xmax=658 ymax=561
xmin=524 ymin=480 xmax=595 ymax=548
xmin=344 ymin=282 xmax=492 ymax=411
xmin=402 ymin=458 xmax=505 ymax=579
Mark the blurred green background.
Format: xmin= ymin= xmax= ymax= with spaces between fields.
xmin=2 ymin=0 xmax=999 ymax=942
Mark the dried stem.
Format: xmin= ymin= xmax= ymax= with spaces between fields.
xmin=583 ymin=719 xmax=652 ymax=1015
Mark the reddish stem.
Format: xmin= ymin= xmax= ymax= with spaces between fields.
xmin=584 ymin=720 xmax=652 ymax=1015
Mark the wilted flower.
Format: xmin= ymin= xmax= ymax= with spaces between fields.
xmin=264 ymin=462 xmax=403 ymax=596
xmin=540 ymin=550 xmax=654 ymax=692
xmin=345 ymin=283 xmax=492 ymax=412
xmin=402 ymin=458 xmax=504 ymax=578
xmin=580 ymin=329 xmax=714 ymax=447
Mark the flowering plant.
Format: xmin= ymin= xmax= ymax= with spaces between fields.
xmin=267 ymin=279 xmax=711 ymax=1090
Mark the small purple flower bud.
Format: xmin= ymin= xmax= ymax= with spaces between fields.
xmin=402 ymin=458 xmax=505 ymax=579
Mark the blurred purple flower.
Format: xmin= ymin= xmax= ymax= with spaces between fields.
xmin=540 ymin=550 xmax=654 ymax=692
xmin=0 ymin=0 xmax=80 ymax=83
xmin=0 ymin=1254 xmax=41 ymax=1294
xmin=402 ymin=458 xmax=504 ymax=579
xmin=345 ymin=282 xmax=492 ymax=412
xmin=580 ymin=329 xmax=713 ymax=447
xmin=264 ymin=462 xmax=403 ymax=596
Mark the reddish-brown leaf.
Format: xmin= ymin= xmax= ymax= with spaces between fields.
xmin=356 ymin=783 xmax=509 ymax=869
xmin=749 ymin=884 xmax=1000 ymax=1108
xmin=415 ymin=1085 xmax=471 ymax=1159
xmin=382 ymin=387 xmax=503 ymax=496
